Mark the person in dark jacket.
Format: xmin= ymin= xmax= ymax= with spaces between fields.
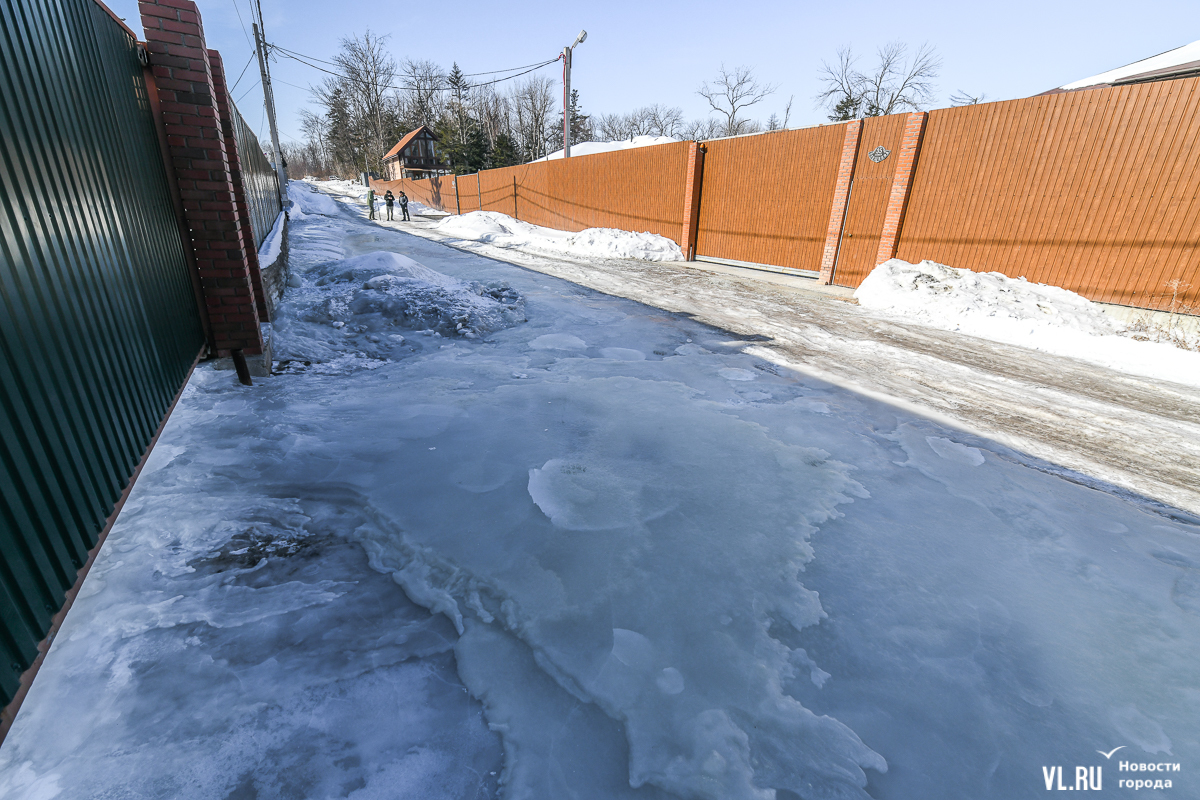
xmin=399 ymin=191 xmax=410 ymax=221
xmin=383 ymin=190 xmax=395 ymax=220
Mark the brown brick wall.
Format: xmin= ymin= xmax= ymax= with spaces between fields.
xmin=139 ymin=0 xmax=264 ymax=355
xmin=679 ymin=142 xmax=705 ymax=260
xmin=819 ymin=120 xmax=862 ymax=283
xmin=875 ymin=112 xmax=927 ymax=266
xmin=209 ymin=49 xmax=269 ymax=321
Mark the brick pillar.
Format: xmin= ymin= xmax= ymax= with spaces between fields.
xmin=875 ymin=112 xmax=928 ymax=266
xmin=819 ymin=120 xmax=863 ymax=284
xmin=139 ymin=0 xmax=264 ymax=356
xmin=210 ymin=49 xmax=269 ymax=321
xmin=680 ymin=141 xmax=706 ymax=260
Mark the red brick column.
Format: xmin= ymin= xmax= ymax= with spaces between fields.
xmin=875 ymin=112 xmax=928 ymax=266
xmin=210 ymin=50 xmax=269 ymax=321
xmin=680 ymin=141 xmax=706 ymax=260
xmin=139 ymin=0 xmax=264 ymax=356
xmin=819 ymin=120 xmax=862 ymax=284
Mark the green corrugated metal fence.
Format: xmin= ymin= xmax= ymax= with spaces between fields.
xmin=231 ymin=101 xmax=281 ymax=249
xmin=0 ymin=0 xmax=205 ymax=706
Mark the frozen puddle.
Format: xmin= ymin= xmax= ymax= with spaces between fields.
xmin=3 ymin=186 xmax=1198 ymax=799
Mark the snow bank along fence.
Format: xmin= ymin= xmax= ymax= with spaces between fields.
xmin=0 ymin=0 xmax=284 ymax=725
xmin=377 ymin=77 xmax=1200 ymax=314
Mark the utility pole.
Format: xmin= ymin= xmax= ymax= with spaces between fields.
xmin=561 ymin=30 xmax=587 ymax=159
xmin=252 ymin=22 xmax=288 ymax=205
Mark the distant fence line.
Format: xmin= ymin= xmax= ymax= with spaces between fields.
xmin=230 ymin=103 xmax=281 ymax=251
xmin=375 ymin=76 xmax=1200 ymax=314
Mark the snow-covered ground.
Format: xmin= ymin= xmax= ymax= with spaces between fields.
xmin=306 ymin=178 xmax=440 ymax=217
xmin=856 ymin=258 xmax=1200 ymax=387
xmin=4 ymin=184 xmax=1199 ymax=799
xmin=533 ymin=134 xmax=680 ymax=162
xmin=314 ymin=179 xmax=683 ymax=261
xmin=433 ymin=211 xmax=683 ymax=262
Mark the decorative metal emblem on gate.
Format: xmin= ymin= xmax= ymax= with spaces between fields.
xmin=867 ymin=145 xmax=891 ymax=163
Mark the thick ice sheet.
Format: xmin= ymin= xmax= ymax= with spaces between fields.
xmin=5 ymin=187 xmax=1198 ymax=800
xmin=856 ymin=258 xmax=1200 ymax=387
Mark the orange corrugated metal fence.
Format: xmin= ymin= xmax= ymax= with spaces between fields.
xmin=367 ymin=76 xmax=1200 ymax=313
xmin=896 ymin=80 xmax=1200 ymax=310
xmin=694 ymin=125 xmax=845 ymax=272
xmin=833 ymin=114 xmax=909 ymax=287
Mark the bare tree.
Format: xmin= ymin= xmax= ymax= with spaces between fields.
xmin=817 ymin=42 xmax=941 ymax=120
xmin=766 ymin=95 xmax=794 ymax=131
xmin=681 ymin=117 xmax=722 ymax=141
xmin=594 ymin=104 xmax=685 ymax=141
xmin=399 ymin=58 xmax=446 ymax=128
xmin=949 ymin=90 xmax=986 ymax=106
xmin=644 ymin=104 xmax=684 ymax=138
xmin=299 ymin=109 xmax=331 ymax=168
xmin=307 ymin=30 xmax=403 ymax=174
xmin=697 ymin=65 xmax=777 ymax=137
xmin=510 ymin=76 xmax=557 ymax=161
xmin=336 ymin=31 xmax=398 ymax=172
xmin=471 ymin=84 xmax=512 ymax=147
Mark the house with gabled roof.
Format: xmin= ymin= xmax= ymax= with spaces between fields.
xmin=382 ymin=126 xmax=448 ymax=180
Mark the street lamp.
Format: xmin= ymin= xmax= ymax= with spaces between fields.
xmin=563 ymin=29 xmax=587 ymax=159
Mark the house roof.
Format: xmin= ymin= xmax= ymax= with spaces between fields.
xmin=1056 ymin=39 xmax=1200 ymax=91
xmin=383 ymin=126 xmax=430 ymax=161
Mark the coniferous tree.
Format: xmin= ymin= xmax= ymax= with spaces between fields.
xmin=488 ymin=131 xmax=520 ymax=168
xmin=437 ymin=62 xmax=489 ymax=173
xmin=569 ymin=89 xmax=591 ymax=143
xmin=828 ymin=95 xmax=861 ymax=122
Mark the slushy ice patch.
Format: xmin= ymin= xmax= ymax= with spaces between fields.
xmin=347 ymin=377 xmax=887 ymax=800
xmin=273 ymin=251 xmax=526 ymax=363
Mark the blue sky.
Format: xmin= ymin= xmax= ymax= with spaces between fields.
xmin=106 ymin=0 xmax=1199 ymax=146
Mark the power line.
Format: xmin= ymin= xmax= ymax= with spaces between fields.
xmin=267 ymin=43 xmax=561 ymax=93
xmin=230 ymin=51 xmax=257 ymax=92
xmin=235 ymin=78 xmax=261 ymax=105
xmin=229 ymin=0 xmax=253 ymax=47
xmin=462 ymin=59 xmax=561 ymax=77
xmin=268 ymin=44 xmax=556 ymax=79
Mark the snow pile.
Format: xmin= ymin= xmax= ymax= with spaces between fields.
xmin=535 ymin=134 xmax=680 ymax=162
xmin=273 ymin=251 xmax=525 ymax=364
xmin=435 ymin=210 xmax=684 ymax=262
xmin=288 ymin=181 xmax=342 ymax=217
xmin=856 ymin=259 xmax=1200 ymax=386
xmin=311 ymin=178 xmax=444 ymax=217
xmin=257 ymin=210 xmax=285 ymax=264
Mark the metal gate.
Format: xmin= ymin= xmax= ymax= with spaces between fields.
xmin=0 ymin=0 xmax=206 ymax=706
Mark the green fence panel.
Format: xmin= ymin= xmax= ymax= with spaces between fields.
xmin=0 ymin=0 xmax=205 ymax=705
xmin=231 ymin=101 xmax=282 ymax=249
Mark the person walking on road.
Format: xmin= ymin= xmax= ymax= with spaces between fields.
xmin=366 ymin=187 xmax=376 ymax=220
xmin=399 ymin=191 xmax=410 ymax=221
xmin=383 ymin=190 xmax=395 ymax=221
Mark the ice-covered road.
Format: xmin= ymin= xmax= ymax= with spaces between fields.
xmin=373 ymin=204 xmax=1200 ymax=518
xmin=3 ymin=183 xmax=1199 ymax=800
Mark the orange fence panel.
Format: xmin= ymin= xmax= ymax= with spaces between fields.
xmin=360 ymin=80 xmax=1200 ymax=315
xmin=896 ymin=79 xmax=1200 ymax=311
xmin=695 ymin=126 xmax=846 ymax=272
xmin=832 ymin=114 xmax=909 ymax=287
